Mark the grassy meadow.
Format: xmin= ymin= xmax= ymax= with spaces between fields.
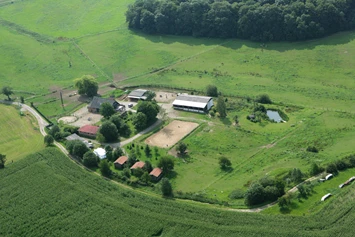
xmin=0 ymin=104 xmax=43 ymax=162
xmin=1 ymin=148 xmax=355 ymax=236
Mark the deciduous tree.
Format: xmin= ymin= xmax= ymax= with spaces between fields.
xmin=83 ymin=151 xmax=98 ymax=168
xmin=74 ymin=75 xmax=98 ymax=97
xmin=161 ymin=177 xmax=173 ymax=197
xmin=157 ymin=156 xmax=174 ymax=174
xmin=99 ymin=121 xmax=118 ymax=142
xmin=216 ymin=96 xmax=227 ymax=118
xmin=1 ymin=86 xmax=14 ymax=100
xmin=44 ymin=135 xmax=54 ymax=146
xmin=0 ymin=153 xmax=6 ymax=168
xmin=132 ymin=112 xmax=147 ymax=130
xmin=219 ymin=156 xmax=231 ymax=170
xmin=176 ymin=142 xmax=187 ymax=156
xmin=206 ymin=85 xmax=218 ymax=97
xmin=100 ymin=102 xmax=115 ymax=119
xmin=100 ymin=159 xmax=111 ymax=177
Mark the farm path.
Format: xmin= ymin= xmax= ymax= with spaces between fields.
xmin=0 ymin=99 xmax=324 ymax=213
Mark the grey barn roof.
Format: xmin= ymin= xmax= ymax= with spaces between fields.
xmin=65 ymin=133 xmax=84 ymax=141
xmin=173 ymin=95 xmax=213 ymax=109
xmin=88 ymin=96 xmax=118 ymax=109
xmin=128 ymin=89 xmax=148 ymax=98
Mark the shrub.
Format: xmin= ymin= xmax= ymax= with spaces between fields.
xmin=255 ymin=94 xmax=272 ymax=104
xmin=206 ymin=85 xmax=218 ymax=97
xmin=325 ymin=163 xmax=338 ymax=174
xmin=229 ymin=189 xmax=245 ymax=199
xmin=306 ymin=146 xmax=319 ymax=153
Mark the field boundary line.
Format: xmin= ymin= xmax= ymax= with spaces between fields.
xmin=115 ymin=39 xmax=233 ymax=86
xmin=71 ymin=40 xmax=112 ymax=81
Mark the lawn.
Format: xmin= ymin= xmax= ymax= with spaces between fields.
xmin=1 ymin=148 xmax=355 ymax=236
xmin=0 ymin=104 xmax=43 ymax=162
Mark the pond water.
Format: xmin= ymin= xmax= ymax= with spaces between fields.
xmin=266 ymin=110 xmax=283 ymax=123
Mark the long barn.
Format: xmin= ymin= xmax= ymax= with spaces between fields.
xmin=173 ymin=94 xmax=213 ymax=113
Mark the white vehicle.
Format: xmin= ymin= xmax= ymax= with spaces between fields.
xmin=128 ymin=103 xmax=134 ymax=108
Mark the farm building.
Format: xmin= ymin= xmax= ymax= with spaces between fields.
xmin=78 ymin=125 xmax=99 ymax=138
xmin=94 ymin=148 xmax=106 ymax=160
xmin=65 ymin=133 xmax=93 ymax=148
xmin=149 ymin=168 xmax=163 ymax=181
xmin=87 ymin=96 xmax=119 ymax=113
xmin=173 ymin=94 xmax=213 ymax=113
xmin=114 ymin=156 xmax=128 ymax=169
xmin=130 ymin=161 xmax=145 ymax=170
xmin=127 ymin=89 xmax=148 ymax=101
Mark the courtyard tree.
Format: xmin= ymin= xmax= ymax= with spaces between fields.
xmin=161 ymin=177 xmax=173 ymax=197
xmin=100 ymin=159 xmax=111 ymax=177
xmin=219 ymin=156 xmax=232 ymax=170
xmin=0 ymin=153 xmax=6 ymax=168
xmin=44 ymin=135 xmax=54 ymax=146
xmin=137 ymin=101 xmax=159 ymax=124
xmin=132 ymin=112 xmax=147 ymax=130
xmin=66 ymin=140 xmax=89 ymax=159
xmin=74 ymin=75 xmax=98 ymax=97
xmin=157 ymin=156 xmax=174 ymax=174
xmin=175 ymin=142 xmax=187 ymax=156
xmin=83 ymin=151 xmax=98 ymax=168
xmin=1 ymin=86 xmax=14 ymax=100
xmin=206 ymin=85 xmax=218 ymax=97
xmin=99 ymin=121 xmax=118 ymax=142
xmin=216 ymin=96 xmax=227 ymax=118
xmin=145 ymin=91 xmax=156 ymax=101
xmin=100 ymin=102 xmax=115 ymax=119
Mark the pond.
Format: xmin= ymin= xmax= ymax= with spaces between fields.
xmin=266 ymin=110 xmax=283 ymax=123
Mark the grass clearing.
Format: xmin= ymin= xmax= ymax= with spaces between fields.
xmin=0 ymin=104 xmax=43 ymax=162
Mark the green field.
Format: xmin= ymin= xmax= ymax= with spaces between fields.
xmin=1 ymin=148 xmax=355 ymax=236
xmin=0 ymin=104 xmax=43 ymax=162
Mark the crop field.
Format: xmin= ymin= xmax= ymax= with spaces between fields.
xmin=0 ymin=104 xmax=43 ymax=162
xmin=1 ymin=148 xmax=355 ymax=236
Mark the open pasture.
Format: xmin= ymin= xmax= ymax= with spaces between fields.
xmin=0 ymin=104 xmax=43 ymax=162
xmin=145 ymin=120 xmax=199 ymax=148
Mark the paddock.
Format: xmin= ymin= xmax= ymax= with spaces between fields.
xmin=145 ymin=120 xmax=198 ymax=148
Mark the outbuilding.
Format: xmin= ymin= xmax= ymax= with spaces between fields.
xmin=93 ymin=148 xmax=106 ymax=160
xmin=128 ymin=89 xmax=148 ymax=101
xmin=114 ymin=156 xmax=128 ymax=169
xmin=149 ymin=167 xmax=163 ymax=181
xmin=78 ymin=125 xmax=99 ymax=138
xmin=173 ymin=94 xmax=213 ymax=113
xmin=130 ymin=161 xmax=145 ymax=170
xmin=87 ymin=96 xmax=120 ymax=113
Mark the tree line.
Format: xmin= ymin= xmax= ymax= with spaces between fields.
xmin=126 ymin=0 xmax=355 ymax=41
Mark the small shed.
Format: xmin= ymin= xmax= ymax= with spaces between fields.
xmin=149 ymin=168 xmax=163 ymax=182
xmin=114 ymin=156 xmax=128 ymax=169
xmin=94 ymin=148 xmax=106 ymax=160
xmin=130 ymin=161 xmax=145 ymax=170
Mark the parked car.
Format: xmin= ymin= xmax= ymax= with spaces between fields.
xmin=128 ymin=103 xmax=133 ymax=108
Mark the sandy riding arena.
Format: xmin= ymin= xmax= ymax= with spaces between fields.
xmin=145 ymin=120 xmax=199 ymax=148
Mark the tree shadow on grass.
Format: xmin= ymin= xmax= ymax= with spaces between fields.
xmin=130 ymin=28 xmax=355 ymax=53
xmin=219 ymin=117 xmax=232 ymax=126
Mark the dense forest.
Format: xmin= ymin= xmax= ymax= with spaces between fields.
xmin=126 ymin=0 xmax=355 ymax=41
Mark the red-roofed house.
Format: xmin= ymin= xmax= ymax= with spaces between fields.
xmin=114 ymin=156 xmax=128 ymax=169
xmin=130 ymin=161 xmax=145 ymax=170
xmin=149 ymin=168 xmax=163 ymax=181
xmin=78 ymin=125 xmax=99 ymax=138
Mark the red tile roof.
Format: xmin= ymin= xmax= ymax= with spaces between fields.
xmin=78 ymin=125 xmax=99 ymax=135
xmin=130 ymin=161 xmax=145 ymax=169
xmin=114 ymin=156 xmax=128 ymax=165
xmin=149 ymin=168 xmax=162 ymax=177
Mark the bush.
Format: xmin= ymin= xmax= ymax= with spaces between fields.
xmin=306 ymin=146 xmax=319 ymax=153
xmin=206 ymin=85 xmax=218 ymax=97
xmin=255 ymin=94 xmax=272 ymax=104
xmin=229 ymin=189 xmax=245 ymax=199
xmin=218 ymin=156 xmax=232 ymax=170
xmin=244 ymin=183 xmax=265 ymax=206
xmin=335 ymin=160 xmax=347 ymax=171
xmin=325 ymin=163 xmax=338 ymax=174
xmin=83 ymin=151 xmax=98 ymax=168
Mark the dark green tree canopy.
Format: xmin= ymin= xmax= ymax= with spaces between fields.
xmin=157 ymin=156 xmax=175 ymax=174
xmin=1 ymin=86 xmax=14 ymax=100
xmin=0 ymin=153 xmax=6 ymax=168
xmin=100 ymin=102 xmax=116 ymax=119
xmin=206 ymin=85 xmax=218 ymax=97
xmin=126 ymin=0 xmax=355 ymax=41
xmin=83 ymin=151 xmax=98 ymax=168
xmin=74 ymin=75 xmax=98 ymax=97
xmin=216 ymin=96 xmax=227 ymax=118
xmin=44 ymin=135 xmax=54 ymax=146
xmin=137 ymin=101 xmax=159 ymax=123
xmin=161 ymin=177 xmax=173 ymax=197
xmin=132 ymin=112 xmax=147 ymax=130
xmin=99 ymin=121 xmax=118 ymax=142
